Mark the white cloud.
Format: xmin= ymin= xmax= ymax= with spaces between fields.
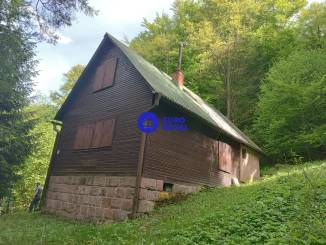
xmin=33 ymin=0 xmax=174 ymax=95
xmin=57 ymin=32 xmax=73 ymax=44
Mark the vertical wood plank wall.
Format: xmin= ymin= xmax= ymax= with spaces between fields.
xmin=142 ymin=108 xmax=241 ymax=186
xmin=51 ymin=40 xmax=153 ymax=176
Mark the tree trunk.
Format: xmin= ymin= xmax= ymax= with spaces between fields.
xmin=226 ymin=53 xmax=231 ymax=119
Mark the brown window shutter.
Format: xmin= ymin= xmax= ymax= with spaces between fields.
xmin=91 ymin=120 xmax=104 ymax=148
xmin=102 ymin=58 xmax=117 ymax=88
xmin=218 ymin=142 xmax=232 ymax=173
xmin=101 ymin=119 xmax=115 ymax=146
xmin=74 ymin=123 xmax=95 ymax=149
xmin=93 ymin=64 xmax=105 ymax=92
xmin=91 ymin=118 xmax=115 ymax=148
xmin=93 ymin=58 xmax=117 ymax=92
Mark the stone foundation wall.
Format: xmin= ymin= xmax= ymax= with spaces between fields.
xmin=137 ymin=177 xmax=201 ymax=213
xmin=44 ymin=175 xmax=136 ymax=222
xmin=44 ymin=175 xmax=201 ymax=221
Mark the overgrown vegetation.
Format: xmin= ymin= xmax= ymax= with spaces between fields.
xmin=0 ymin=161 xmax=325 ymax=244
xmin=130 ymin=0 xmax=326 ymax=162
xmin=0 ymin=0 xmax=95 ymax=199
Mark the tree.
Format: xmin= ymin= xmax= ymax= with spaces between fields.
xmin=252 ymin=50 xmax=326 ymax=162
xmin=12 ymin=103 xmax=56 ymax=207
xmin=296 ymin=2 xmax=326 ymax=50
xmin=0 ymin=28 xmax=36 ymax=198
xmin=130 ymin=0 xmax=307 ymax=130
xmin=50 ymin=65 xmax=85 ymax=108
xmin=0 ymin=0 xmax=97 ymax=43
xmin=0 ymin=0 xmax=95 ymax=198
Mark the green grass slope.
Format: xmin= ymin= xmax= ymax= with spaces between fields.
xmin=1 ymin=161 xmax=325 ymax=245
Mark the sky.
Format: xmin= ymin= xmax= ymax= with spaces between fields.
xmin=34 ymin=0 xmax=174 ymax=96
xmin=34 ymin=0 xmax=321 ymax=96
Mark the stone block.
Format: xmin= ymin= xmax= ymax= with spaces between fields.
xmin=156 ymin=180 xmax=164 ymax=191
xmin=85 ymin=176 xmax=94 ymax=185
xmin=103 ymin=208 xmax=113 ymax=219
xmin=138 ymin=200 xmax=155 ymax=213
xmin=95 ymin=207 xmax=103 ymax=218
xmin=70 ymin=176 xmax=80 ymax=185
xmin=93 ymin=176 xmax=106 ymax=186
xmin=79 ymin=186 xmax=91 ymax=195
xmin=108 ymin=177 xmax=120 ymax=187
xmin=115 ymin=187 xmax=125 ymax=198
xmin=80 ymin=195 xmax=89 ymax=205
xmin=140 ymin=178 xmax=156 ymax=190
xmin=125 ymin=188 xmax=135 ymax=199
xmin=57 ymin=192 xmax=69 ymax=202
xmin=173 ymin=184 xmax=198 ymax=194
xmin=139 ymin=189 xmax=160 ymax=201
xmin=90 ymin=186 xmax=101 ymax=196
xmin=80 ymin=205 xmax=88 ymax=216
xmin=62 ymin=176 xmax=72 ymax=185
xmin=56 ymin=176 xmax=65 ymax=184
xmin=98 ymin=187 xmax=106 ymax=196
xmin=49 ymin=176 xmax=56 ymax=185
xmin=69 ymin=185 xmax=78 ymax=194
xmin=49 ymin=176 xmax=55 ymax=183
xmin=119 ymin=177 xmax=136 ymax=187
xmin=88 ymin=206 xmax=95 ymax=217
xmin=46 ymin=191 xmax=54 ymax=200
xmin=111 ymin=198 xmax=122 ymax=209
xmin=68 ymin=194 xmax=76 ymax=203
xmin=105 ymin=187 xmax=115 ymax=197
xmin=89 ymin=196 xmax=102 ymax=207
xmin=101 ymin=197 xmax=111 ymax=208
xmin=79 ymin=176 xmax=87 ymax=185
xmin=74 ymin=205 xmax=81 ymax=216
xmin=46 ymin=199 xmax=56 ymax=209
xmin=121 ymin=199 xmax=133 ymax=211
xmin=112 ymin=209 xmax=128 ymax=221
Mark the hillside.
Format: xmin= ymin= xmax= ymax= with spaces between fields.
xmin=1 ymin=161 xmax=325 ymax=245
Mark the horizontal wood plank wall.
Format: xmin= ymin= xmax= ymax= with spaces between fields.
xmin=142 ymin=107 xmax=240 ymax=186
xmin=51 ymin=40 xmax=153 ymax=176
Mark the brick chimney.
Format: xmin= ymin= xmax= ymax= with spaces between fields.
xmin=172 ymin=69 xmax=184 ymax=87
xmin=172 ymin=41 xmax=186 ymax=88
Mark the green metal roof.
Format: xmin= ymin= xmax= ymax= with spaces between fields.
xmin=105 ymin=33 xmax=262 ymax=153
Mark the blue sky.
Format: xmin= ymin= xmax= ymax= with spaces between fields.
xmin=34 ymin=0 xmax=321 ymax=96
xmin=34 ymin=0 xmax=174 ymax=96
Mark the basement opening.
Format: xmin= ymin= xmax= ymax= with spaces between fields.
xmin=163 ymin=183 xmax=174 ymax=192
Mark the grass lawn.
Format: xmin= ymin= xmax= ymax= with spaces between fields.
xmin=0 ymin=161 xmax=325 ymax=245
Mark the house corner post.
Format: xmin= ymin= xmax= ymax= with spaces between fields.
xmin=40 ymin=122 xmax=61 ymax=210
xmin=132 ymin=132 xmax=147 ymax=218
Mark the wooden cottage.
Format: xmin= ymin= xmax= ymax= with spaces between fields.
xmin=43 ymin=33 xmax=262 ymax=221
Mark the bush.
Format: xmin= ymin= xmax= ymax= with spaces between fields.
xmin=252 ymin=50 xmax=326 ymax=162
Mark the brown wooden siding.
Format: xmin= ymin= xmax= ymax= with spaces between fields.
xmin=142 ymin=106 xmax=241 ymax=186
xmin=51 ymin=40 xmax=153 ymax=176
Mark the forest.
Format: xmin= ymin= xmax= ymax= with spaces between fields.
xmin=0 ymin=0 xmax=325 ymax=213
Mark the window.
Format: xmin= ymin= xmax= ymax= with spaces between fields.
xmin=218 ymin=141 xmax=233 ymax=173
xmin=73 ymin=118 xmax=115 ymax=149
xmin=93 ymin=58 xmax=117 ymax=92
xmin=163 ymin=183 xmax=173 ymax=192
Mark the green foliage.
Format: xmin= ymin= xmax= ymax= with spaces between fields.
xmin=0 ymin=161 xmax=325 ymax=244
xmin=0 ymin=25 xmax=37 ymax=199
xmin=50 ymin=65 xmax=85 ymax=108
xmin=296 ymin=2 xmax=326 ymax=49
xmin=0 ymin=0 xmax=93 ymax=198
xmin=130 ymin=0 xmax=307 ymax=129
xmin=0 ymin=0 xmax=96 ymax=43
xmin=252 ymin=50 xmax=326 ymax=162
xmin=12 ymin=104 xmax=56 ymax=208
